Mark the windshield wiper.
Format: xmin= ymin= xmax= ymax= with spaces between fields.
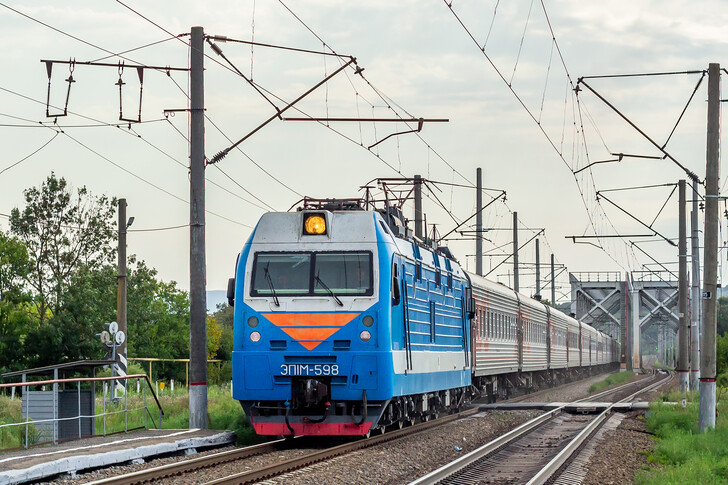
xmin=315 ymin=272 xmax=343 ymax=306
xmin=264 ymin=263 xmax=280 ymax=306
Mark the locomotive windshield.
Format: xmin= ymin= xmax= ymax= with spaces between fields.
xmin=251 ymin=251 xmax=373 ymax=297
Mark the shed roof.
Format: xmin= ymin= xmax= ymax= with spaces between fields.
xmin=1 ymin=360 xmax=110 ymax=380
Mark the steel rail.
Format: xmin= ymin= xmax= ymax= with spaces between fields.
xmin=409 ymin=407 xmax=565 ymax=485
xmin=503 ymin=369 xmax=651 ymax=405
xmin=86 ymin=439 xmax=290 ymax=485
xmin=204 ymin=408 xmax=480 ymax=485
xmin=411 ymin=372 xmax=669 ymax=485
xmin=90 ymin=408 xmax=479 ymax=485
xmin=527 ymin=372 xmax=671 ymax=485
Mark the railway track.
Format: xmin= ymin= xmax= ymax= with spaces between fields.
xmin=409 ymin=371 xmax=672 ymax=485
xmin=87 ymin=371 xmax=664 ymax=485
xmin=86 ymin=408 xmax=480 ymax=485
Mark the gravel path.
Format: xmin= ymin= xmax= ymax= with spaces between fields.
xmin=581 ymin=411 xmax=656 ymax=485
xmin=574 ymin=372 xmax=675 ymax=485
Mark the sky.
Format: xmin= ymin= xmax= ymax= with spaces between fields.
xmin=1 ymin=1 xmax=727 ymax=305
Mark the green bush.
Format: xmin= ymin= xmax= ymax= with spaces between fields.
xmin=589 ymin=371 xmax=635 ymax=393
xmin=635 ymin=388 xmax=728 ymax=484
xmin=209 ymin=361 xmax=232 ymax=386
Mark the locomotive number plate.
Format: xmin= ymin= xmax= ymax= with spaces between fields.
xmin=280 ymin=364 xmax=339 ymax=376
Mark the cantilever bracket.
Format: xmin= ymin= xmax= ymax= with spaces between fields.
xmin=368 ymin=117 xmax=425 ymax=150
xmin=117 ymin=62 xmax=145 ymax=123
xmin=45 ymin=59 xmax=75 ymax=118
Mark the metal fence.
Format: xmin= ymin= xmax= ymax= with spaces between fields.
xmin=0 ymin=374 xmax=164 ymax=450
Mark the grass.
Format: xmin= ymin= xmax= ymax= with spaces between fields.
xmin=1 ymin=383 xmax=260 ymax=451
xmin=94 ymin=383 xmax=262 ymax=445
xmin=634 ymin=388 xmax=728 ymax=484
xmin=588 ymin=370 xmax=635 ymax=393
xmin=0 ymin=394 xmax=42 ymax=450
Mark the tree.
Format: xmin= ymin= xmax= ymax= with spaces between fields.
xmin=9 ymin=173 xmax=116 ymax=322
xmin=718 ymin=296 xmax=728 ymax=336
xmin=0 ymin=231 xmax=33 ymax=373
xmin=212 ymin=303 xmax=234 ymax=361
xmin=207 ymin=315 xmax=222 ymax=360
xmin=126 ymin=260 xmax=190 ymax=379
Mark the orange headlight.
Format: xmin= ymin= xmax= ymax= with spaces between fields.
xmin=303 ymin=214 xmax=327 ymax=235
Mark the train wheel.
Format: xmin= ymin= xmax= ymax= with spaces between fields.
xmin=397 ymin=419 xmax=404 ymax=429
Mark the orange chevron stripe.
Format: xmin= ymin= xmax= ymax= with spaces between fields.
xmin=263 ymin=312 xmax=359 ymax=327
xmin=280 ymin=327 xmax=341 ymax=350
xmin=262 ymin=313 xmax=361 ymax=351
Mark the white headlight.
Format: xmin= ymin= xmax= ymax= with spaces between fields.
xmin=360 ymin=330 xmax=371 ymax=342
xmin=250 ymin=331 xmax=261 ymax=343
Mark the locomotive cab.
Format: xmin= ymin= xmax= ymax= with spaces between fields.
xmin=232 ymin=206 xmax=390 ymax=435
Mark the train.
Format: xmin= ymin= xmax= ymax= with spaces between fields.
xmin=227 ymin=198 xmax=620 ymax=437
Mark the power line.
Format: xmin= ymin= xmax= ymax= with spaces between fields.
xmin=0 ymin=84 xmax=272 ymax=214
xmin=0 ymin=132 xmax=60 ymax=176
xmin=128 ymin=224 xmax=189 ymax=232
xmin=161 ymin=55 xmax=305 ymax=199
xmin=129 ymin=121 xmax=275 ymax=211
xmin=62 ymin=131 xmax=252 ymax=227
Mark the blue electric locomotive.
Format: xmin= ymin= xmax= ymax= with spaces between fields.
xmin=228 ymin=199 xmax=473 ymax=436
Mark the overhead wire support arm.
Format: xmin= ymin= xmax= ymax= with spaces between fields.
xmin=576 ymin=78 xmax=701 ymax=182
xmin=437 ymin=190 xmax=506 ymax=242
xmin=40 ymin=59 xmax=190 ymax=72
xmin=484 ymin=229 xmax=545 ymax=278
xmin=205 ymin=37 xmax=280 ymax=113
xmin=630 ymin=241 xmax=678 ymax=282
xmin=579 ymin=69 xmax=706 ymax=80
xmin=282 ymin=117 xmax=449 ymax=123
xmin=368 ymin=118 xmax=425 ymax=150
xmin=208 ymin=35 xmax=348 ymax=58
xmin=566 ymin=234 xmax=657 ymax=240
xmin=572 ymin=151 xmax=672 ymax=175
xmin=596 ymin=192 xmax=677 ymax=247
xmin=209 ymin=57 xmax=356 ymax=164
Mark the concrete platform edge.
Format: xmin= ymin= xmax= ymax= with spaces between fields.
xmin=0 ymin=431 xmax=236 ymax=485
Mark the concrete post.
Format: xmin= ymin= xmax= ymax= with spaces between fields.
xmin=117 ymin=198 xmax=127 ymax=395
xmin=551 ymin=254 xmax=556 ymax=306
xmin=513 ymin=212 xmax=519 ymax=293
xmin=535 ymin=239 xmax=541 ymax=299
xmin=632 ymin=287 xmax=641 ymax=371
xmin=475 ymin=168 xmax=483 ymax=276
xmin=690 ymin=177 xmax=701 ymax=391
xmin=414 ymin=174 xmax=423 ymax=240
xmin=700 ymin=63 xmax=720 ymax=431
xmin=678 ymin=179 xmax=689 ymax=392
xmin=189 ymin=26 xmax=208 ymax=429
